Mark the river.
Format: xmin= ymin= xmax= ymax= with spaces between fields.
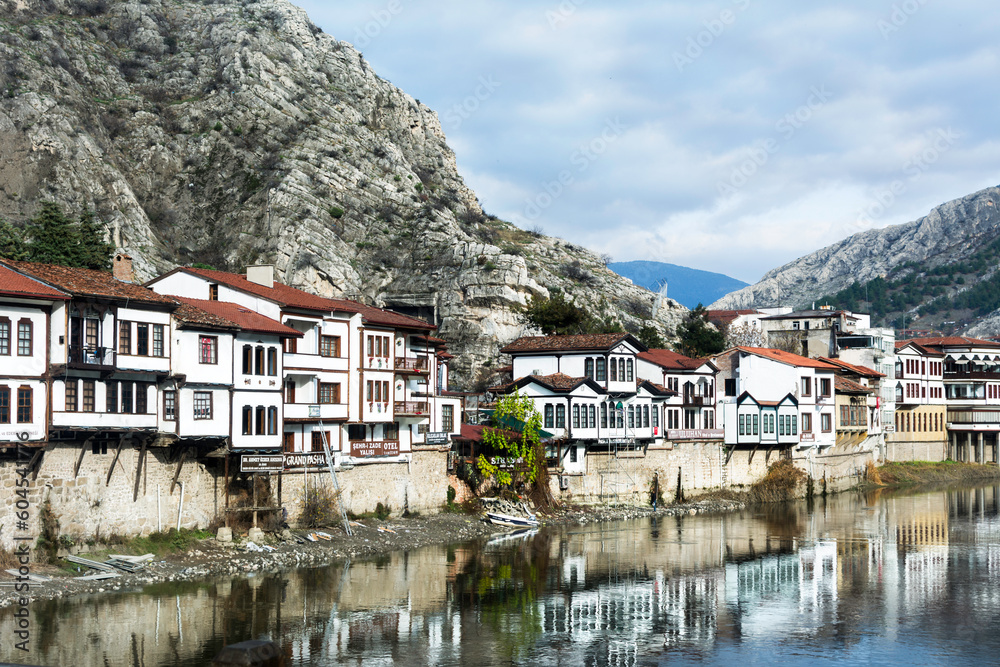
xmin=2 ymin=484 xmax=999 ymax=666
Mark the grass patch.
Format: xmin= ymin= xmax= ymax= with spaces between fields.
xmin=82 ymin=528 xmax=212 ymax=560
xmin=873 ymin=460 xmax=1000 ymax=487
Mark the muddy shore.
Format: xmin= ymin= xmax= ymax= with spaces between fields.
xmin=0 ymin=497 xmax=746 ymax=609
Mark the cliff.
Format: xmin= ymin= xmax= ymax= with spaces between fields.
xmin=0 ymin=0 xmax=684 ymax=382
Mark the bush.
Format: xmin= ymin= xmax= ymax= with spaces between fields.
xmin=213 ymin=121 xmax=223 ymax=131
xmin=301 ymin=483 xmax=340 ymax=528
xmin=328 ymin=206 xmax=345 ymax=219
xmin=748 ymin=460 xmax=807 ymax=503
xmin=36 ymin=499 xmax=60 ymax=564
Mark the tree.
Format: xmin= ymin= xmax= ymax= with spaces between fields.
xmin=635 ymin=323 xmax=666 ymax=349
xmin=23 ymin=202 xmax=112 ymax=270
xmin=477 ymin=391 xmax=553 ymax=507
xmin=725 ymin=321 xmax=766 ymax=348
xmin=0 ymin=218 xmax=27 ymax=260
xmin=674 ymin=304 xmax=725 ymax=358
xmin=767 ymin=329 xmax=804 ymax=354
xmin=521 ymin=291 xmax=623 ymax=336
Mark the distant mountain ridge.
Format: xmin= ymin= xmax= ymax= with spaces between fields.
xmin=608 ymin=261 xmax=749 ymax=309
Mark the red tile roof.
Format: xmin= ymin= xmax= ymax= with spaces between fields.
xmin=900 ymin=336 xmax=1000 ymax=350
xmin=175 ymin=298 xmax=302 ymax=337
xmin=154 ymin=267 xmax=434 ymax=330
xmin=172 ymin=300 xmax=239 ymax=331
xmin=835 ymin=376 xmax=872 ymax=394
xmin=522 ymin=373 xmax=591 ymax=391
xmin=4 ymin=260 xmax=177 ymax=306
xmin=500 ymin=333 xmax=640 ymax=354
xmin=736 ymin=347 xmax=838 ymax=370
xmin=639 ymin=349 xmax=706 ymax=371
xmin=705 ymin=309 xmax=757 ymax=325
xmin=818 ymin=357 xmax=885 ymax=378
xmin=0 ymin=263 xmax=70 ymax=300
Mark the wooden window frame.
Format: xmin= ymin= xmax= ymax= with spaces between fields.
xmin=255 ymin=346 xmax=265 ymax=375
xmin=267 ymin=347 xmax=278 ymax=376
xmin=801 ymin=377 xmax=811 ymax=396
xmin=242 ymin=405 xmax=252 ymax=435
xmin=118 ymin=321 xmax=132 ymax=356
xmin=121 ymin=381 xmax=133 ymax=414
xmin=106 ymin=381 xmax=118 ymax=414
xmin=163 ymin=390 xmax=176 ymax=421
xmin=255 ymin=405 xmax=266 ymax=435
xmin=320 ymin=335 xmax=340 ymax=357
xmin=267 ymin=406 xmax=278 ymax=435
xmin=442 ymin=405 xmax=454 ymax=433
xmin=555 ymin=404 xmax=565 ymax=429
xmin=0 ymin=317 xmax=9 ymax=356
xmin=152 ymin=324 xmax=165 ymax=357
xmin=136 ymin=323 xmax=149 ymax=356
xmin=199 ymin=336 xmax=218 ymax=364
xmin=242 ymin=345 xmax=253 ymax=374
xmin=193 ymin=391 xmax=213 ymax=420
xmin=17 ymin=319 xmax=32 ymax=357
xmin=65 ymin=380 xmax=78 ymax=413
xmin=135 ymin=382 xmax=148 ymax=414
xmin=16 ymin=385 xmax=32 ymax=423
xmin=821 ymin=413 xmax=832 ymax=432
xmin=318 ymin=382 xmax=340 ymax=404
xmin=0 ymin=386 xmax=10 ymax=423
xmin=596 ymin=358 xmax=606 ymax=382
xmin=82 ymin=380 xmax=95 ymax=413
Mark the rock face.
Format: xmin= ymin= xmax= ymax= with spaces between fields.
xmin=0 ymin=0 xmax=685 ymax=382
xmin=711 ymin=185 xmax=1000 ymax=313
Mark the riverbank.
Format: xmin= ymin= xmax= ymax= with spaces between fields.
xmin=870 ymin=461 xmax=1000 ymax=487
xmin=0 ymin=496 xmax=746 ymax=609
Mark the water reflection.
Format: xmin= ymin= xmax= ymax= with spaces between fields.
xmin=3 ymin=485 xmax=1000 ymax=666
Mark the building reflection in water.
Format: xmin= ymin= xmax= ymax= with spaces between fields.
xmin=2 ymin=486 xmax=1000 ymax=666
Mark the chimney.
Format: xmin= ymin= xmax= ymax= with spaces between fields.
xmin=113 ymin=253 xmax=134 ymax=283
xmin=246 ymin=264 xmax=275 ymax=287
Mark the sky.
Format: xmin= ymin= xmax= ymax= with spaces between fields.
xmin=292 ymin=0 xmax=1000 ymax=284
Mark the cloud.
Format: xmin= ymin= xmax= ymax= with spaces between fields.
xmin=293 ymin=0 xmax=1000 ymax=284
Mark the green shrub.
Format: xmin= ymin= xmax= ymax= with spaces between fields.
xmin=301 ymin=484 xmax=340 ymax=528
xmin=328 ymin=206 xmax=345 ymax=218
xmin=213 ymin=121 xmax=223 ymax=131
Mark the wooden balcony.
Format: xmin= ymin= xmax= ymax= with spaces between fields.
xmin=394 ymin=401 xmax=429 ymax=416
xmin=395 ymin=357 xmax=429 ymax=374
xmin=68 ymin=345 xmax=116 ymax=372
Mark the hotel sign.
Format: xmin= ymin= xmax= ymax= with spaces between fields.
xmin=425 ymin=431 xmax=450 ymax=445
xmin=283 ymin=452 xmax=328 ymax=469
xmin=350 ymin=440 xmax=400 ymax=458
xmin=667 ymin=429 xmax=724 ymax=441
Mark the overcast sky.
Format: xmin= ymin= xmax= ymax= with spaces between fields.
xmin=293 ymin=0 xmax=1000 ymax=283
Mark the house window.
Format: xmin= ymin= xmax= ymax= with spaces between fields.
xmin=318 ymin=383 xmax=340 ymax=404
xmin=136 ymin=324 xmax=149 ymax=356
xmin=821 ymin=413 xmax=832 ymax=432
xmin=163 ymin=390 xmax=176 ymax=421
xmin=570 ymin=446 xmax=577 ymax=463
xmin=628 ymin=406 xmax=635 ymax=428
xmin=600 ymin=402 xmax=607 ymax=428
xmin=724 ymin=379 xmax=736 ymax=396
xmin=285 ymin=381 xmax=296 ymax=404
xmin=610 ymin=358 xmax=617 ymax=381
xmin=16 ymin=386 xmax=31 ymax=423
xmin=17 ymin=320 xmax=32 ymax=356
xmin=193 ymin=392 xmax=212 ymax=419
xmin=596 ymin=358 xmax=606 ymax=381
xmin=617 ymin=406 xmax=624 ymax=428
xmin=82 ymin=381 xmax=95 ymax=413
xmin=153 ymin=325 xmax=164 ymax=357
xmin=267 ymin=406 xmax=278 ymax=435
xmin=589 ymin=405 xmax=596 ymax=428
xmin=652 ymin=405 xmax=659 ymax=428
xmin=199 ymin=336 xmax=217 ymax=364
xmin=626 ymin=359 xmax=634 ymax=382
xmin=136 ymin=383 xmax=147 ymax=414
xmin=118 ymin=321 xmax=131 ymax=355
xmin=752 ymin=414 xmax=758 ymax=435
xmin=121 ymin=381 xmax=133 ymax=414
xmin=209 ymin=284 xmax=219 ymax=301
xmin=585 ymin=358 xmax=594 ymax=379
xmin=285 ymin=337 xmax=297 ymax=354
xmin=643 ymin=405 xmax=649 ymax=428
xmin=819 ymin=378 xmax=831 ymax=397
xmin=242 ymin=345 xmax=253 ymax=374
xmin=442 ymin=405 xmax=454 ymax=432
xmin=242 ymin=406 xmax=253 ymax=435
xmin=106 ymin=381 xmax=118 ymax=413
xmin=555 ymin=404 xmax=565 ymax=429
xmin=320 ymin=335 xmax=340 ymax=357
xmin=779 ymin=415 xmax=786 ymax=436
xmin=0 ymin=318 xmax=9 ymax=355
xmin=801 ymin=377 xmax=811 ymax=396
xmin=348 ymin=424 xmax=366 ymax=441
xmin=255 ymin=346 xmax=265 ymax=375
xmin=65 ymin=380 xmax=78 ymax=412
xmin=544 ymin=404 xmax=554 ymax=429
xmin=255 ymin=406 xmax=266 ymax=434
xmin=85 ymin=318 xmax=99 ymax=350
xmin=283 ymin=432 xmax=295 ymax=452
xmin=790 ymin=415 xmax=797 ymax=435
xmin=0 ymin=387 xmax=8 ymax=423
xmin=840 ymin=405 xmax=850 ymax=426
xmin=572 ymin=404 xmax=580 ymax=428
xmin=311 ymin=431 xmax=330 ymax=452
xmin=619 ymin=359 xmax=626 ymax=382
xmin=267 ymin=347 xmax=278 ymax=376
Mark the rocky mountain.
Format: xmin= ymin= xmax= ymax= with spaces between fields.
xmin=710 ymin=185 xmax=1000 ymax=331
xmin=0 ymin=0 xmax=685 ymax=383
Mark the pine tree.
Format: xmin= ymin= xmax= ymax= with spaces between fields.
xmin=23 ymin=202 xmax=112 ymax=270
xmin=0 ymin=218 xmax=27 ymax=260
xmin=74 ymin=209 xmax=113 ymax=271
xmin=675 ymin=304 xmax=725 ymax=358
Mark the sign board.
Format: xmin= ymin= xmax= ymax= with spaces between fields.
xmin=240 ymin=454 xmax=284 ymax=472
xmin=488 ymin=456 xmax=525 ymax=469
xmin=283 ymin=452 xmax=328 ymax=469
xmin=425 ymin=431 xmax=450 ymax=445
xmin=666 ymin=429 xmax=724 ymax=441
xmin=350 ymin=440 xmax=401 ymax=458
xmin=308 ymin=405 xmax=321 ymax=418
xmin=800 ymin=432 xmax=816 ymax=441
xmin=598 ymin=438 xmax=635 ymax=446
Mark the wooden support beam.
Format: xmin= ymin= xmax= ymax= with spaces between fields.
xmin=133 ymin=438 xmax=147 ymax=502
xmin=765 ymin=446 xmax=774 ymax=463
xmin=74 ymin=437 xmax=94 ymax=479
xmin=106 ymin=435 xmax=126 ymax=486
xmin=26 ymin=448 xmax=44 ymax=480
xmin=748 ymin=444 xmax=759 ymax=465
xmin=170 ymin=448 xmax=188 ymax=495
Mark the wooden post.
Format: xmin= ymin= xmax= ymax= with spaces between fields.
xmin=133 ymin=439 xmax=147 ymax=503
xmin=170 ymin=448 xmax=188 ymax=495
xmin=224 ymin=453 xmax=230 ymax=529
xmin=252 ymin=473 xmax=258 ymax=528
xmin=74 ymin=437 xmax=92 ymax=478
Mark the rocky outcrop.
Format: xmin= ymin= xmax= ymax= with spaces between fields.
xmin=0 ymin=0 xmax=685 ymax=382
xmin=711 ymin=185 xmax=1000 ymax=312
